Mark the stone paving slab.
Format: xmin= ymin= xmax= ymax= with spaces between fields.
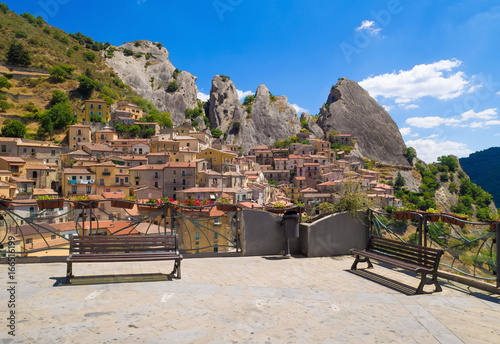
xmin=1 ymin=255 xmax=500 ymax=343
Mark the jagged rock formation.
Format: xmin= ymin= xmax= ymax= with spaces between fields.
xmin=106 ymin=40 xmax=198 ymax=125
xmin=300 ymin=112 xmax=324 ymax=139
xmin=208 ymin=75 xmax=245 ymax=133
xmin=209 ymin=76 xmax=301 ymax=152
xmin=317 ymin=77 xmax=408 ymax=166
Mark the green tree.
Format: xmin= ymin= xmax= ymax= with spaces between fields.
xmin=405 ymin=147 xmax=417 ymax=166
xmin=0 ymin=76 xmax=12 ymax=90
xmin=50 ymin=90 xmax=69 ymax=105
xmin=128 ymin=125 xmax=141 ymax=137
xmin=1 ymin=120 xmax=26 ymax=137
xmin=82 ymin=51 xmax=96 ymax=62
xmin=6 ymin=41 xmax=31 ymax=66
xmin=0 ymin=100 xmax=10 ymax=112
xmin=77 ymin=75 xmax=98 ymax=99
xmin=90 ymin=113 xmax=105 ymax=123
xmin=141 ymin=128 xmax=155 ymax=138
xmin=243 ymin=94 xmax=254 ymax=105
xmin=211 ymin=129 xmax=223 ymax=138
xmin=167 ymin=80 xmax=179 ymax=92
xmin=46 ymin=101 xmax=74 ymax=129
xmin=437 ymin=155 xmax=458 ymax=172
xmin=0 ymin=3 xmax=8 ymax=13
xmin=394 ymin=172 xmax=405 ymax=188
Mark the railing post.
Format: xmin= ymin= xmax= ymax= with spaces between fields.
xmin=496 ymin=223 xmax=500 ymax=288
xmin=419 ymin=215 xmax=425 ymax=247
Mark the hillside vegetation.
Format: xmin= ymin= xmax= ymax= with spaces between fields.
xmin=460 ymin=147 xmax=500 ymax=207
xmin=0 ymin=4 xmax=163 ymax=139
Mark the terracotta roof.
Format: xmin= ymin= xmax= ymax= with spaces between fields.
xmin=62 ymin=168 xmax=93 ymax=174
xmin=0 ymin=156 xmax=25 ymax=163
xmin=129 ymin=164 xmax=164 ymax=171
xmin=165 ymin=162 xmax=195 ymax=168
xmin=102 ymin=192 xmax=125 ymax=199
xmin=85 ymin=99 xmax=107 ymax=103
xmin=180 ymin=187 xmax=220 ymax=193
xmin=32 ymin=188 xmax=58 ymax=196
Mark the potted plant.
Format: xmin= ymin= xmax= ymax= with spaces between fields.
xmin=441 ymin=212 xmax=468 ymax=227
xmin=36 ymin=195 xmax=65 ymax=210
xmin=111 ymin=195 xmax=136 ymax=209
xmin=394 ymin=206 xmax=418 ymax=220
xmin=139 ymin=198 xmax=167 ymax=213
xmin=0 ymin=195 xmax=12 ymax=209
xmin=265 ymin=201 xmax=288 ymax=214
xmin=70 ymin=195 xmax=99 ymax=209
xmin=181 ymin=197 xmax=212 ymax=212
xmin=487 ymin=214 xmax=500 ymax=231
xmin=215 ymin=197 xmax=234 ymax=211
xmin=426 ymin=208 xmax=441 ymax=222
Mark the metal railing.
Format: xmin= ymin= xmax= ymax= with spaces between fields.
xmin=369 ymin=209 xmax=499 ymax=287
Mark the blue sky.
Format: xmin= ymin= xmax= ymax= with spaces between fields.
xmin=5 ymin=0 xmax=500 ymax=163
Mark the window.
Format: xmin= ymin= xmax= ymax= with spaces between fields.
xmin=98 ymin=111 xmax=102 ymax=115
xmin=90 ymin=111 xmax=94 ymax=115
xmin=32 ymin=171 xmax=37 ymax=178
xmin=99 ymin=179 xmax=104 ymax=186
xmin=26 ymin=238 xmax=32 ymax=244
xmin=86 ymin=186 xmax=91 ymax=194
xmin=86 ymin=175 xmax=91 ymax=180
xmin=72 ymin=186 xmax=77 ymax=194
xmin=195 ymin=232 xmax=199 ymax=240
xmin=98 ymin=104 xmax=102 ymax=109
xmin=23 ymin=148 xmax=27 ymax=153
xmin=90 ymin=104 xmax=94 ymax=109
xmin=214 ymin=157 xmax=217 ymax=161
xmin=124 ymin=177 xmax=129 ymax=183
xmin=51 ymin=235 xmax=56 ymax=240
xmin=1 ymin=145 xmax=6 ymax=152
xmin=154 ymin=181 xmax=158 ymax=187
xmin=115 ymin=177 xmax=119 ymax=183
xmin=173 ymin=170 xmax=176 ymax=174
xmin=77 ymin=129 xmax=82 ymax=135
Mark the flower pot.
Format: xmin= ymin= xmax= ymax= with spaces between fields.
xmin=488 ymin=221 xmax=499 ymax=231
xmin=265 ymin=207 xmax=286 ymax=214
xmin=394 ymin=211 xmax=413 ymax=220
xmin=427 ymin=213 xmax=441 ymax=222
xmin=111 ymin=200 xmax=135 ymax=209
xmin=0 ymin=198 xmax=12 ymax=209
xmin=216 ymin=203 xmax=234 ymax=211
xmin=71 ymin=200 xmax=99 ymax=209
xmin=441 ymin=213 xmax=467 ymax=227
xmin=37 ymin=198 xmax=64 ymax=210
xmin=139 ymin=204 xmax=162 ymax=213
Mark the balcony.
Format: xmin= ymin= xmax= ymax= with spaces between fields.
xmin=67 ymin=179 xmax=95 ymax=185
xmin=102 ymin=172 xmax=111 ymax=176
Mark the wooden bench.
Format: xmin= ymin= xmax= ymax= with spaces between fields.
xmin=66 ymin=234 xmax=182 ymax=284
xmin=350 ymin=236 xmax=443 ymax=294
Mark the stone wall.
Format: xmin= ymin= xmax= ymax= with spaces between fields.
xmin=241 ymin=209 xmax=369 ymax=257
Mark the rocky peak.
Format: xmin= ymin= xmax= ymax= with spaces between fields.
xmin=300 ymin=112 xmax=324 ymax=139
xmin=105 ymin=40 xmax=198 ymax=126
xmin=208 ymin=75 xmax=244 ymax=133
xmin=317 ymin=78 xmax=409 ymax=166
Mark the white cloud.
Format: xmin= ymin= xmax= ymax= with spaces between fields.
xmin=405 ymin=116 xmax=459 ymax=128
xmin=197 ymin=92 xmax=209 ymax=102
xmin=236 ymin=89 xmax=252 ymax=102
xmin=137 ymin=0 xmax=146 ymax=4
xmin=359 ymin=59 xmax=475 ymax=105
xmin=382 ymin=105 xmax=392 ymax=112
xmin=406 ymin=108 xmax=498 ymax=129
xmin=291 ymin=104 xmax=308 ymax=115
xmin=460 ymin=108 xmax=497 ymax=121
xmin=406 ymin=138 xmax=473 ymax=163
xmin=356 ymin=20 xmax=382 ymax=35
xmin=399 ymin=127 xmax=411 ymax=136
xmin=403 ymin=104 xmax=419 ymax=110
xmin=496 ymin=91 xmax=500 ymax=95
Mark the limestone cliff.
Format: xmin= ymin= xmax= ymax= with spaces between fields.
xmin=209 ymin=76 xmax=301 ymax=152
xmin=317 ymin=77 xmax=408 ymax=166
xmin=105 ymin=40 xmax=198 ymax=125
xmin=300 ymin=112 xmax=324 ymax=139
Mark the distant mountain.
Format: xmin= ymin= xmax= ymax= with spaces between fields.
xmin=316 ymin=78 xmax=409 ymax=166
xmin=459 ymin=147 xmax=500 ymax=206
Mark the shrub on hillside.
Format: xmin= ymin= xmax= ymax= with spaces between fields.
xmin=167 ymin=80 xmax=179 ymax=92
xmin=82 ymin=51 xmax=96 ymax=62
xmin=6 ymin=41 xmax=31 ymax=66
xmin=1 ymin=120 xmax=26 ymax=138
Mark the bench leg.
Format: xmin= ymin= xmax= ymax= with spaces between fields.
xmin=171 ymin=259 xmax=181 ymax=279
xmin=351 ymin=255 xmax=373 ymax=270
xmin=66 ymin=262 xmax=73 ymax=284
xmin=416 ymin=273 xmax=441 ymax=294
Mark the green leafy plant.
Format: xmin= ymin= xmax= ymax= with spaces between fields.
xmin=36 ymin=195 xmax=58 ymax=200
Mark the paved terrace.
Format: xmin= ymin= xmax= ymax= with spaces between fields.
xmin=2 ymin=256 xmax=500 ymax=343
